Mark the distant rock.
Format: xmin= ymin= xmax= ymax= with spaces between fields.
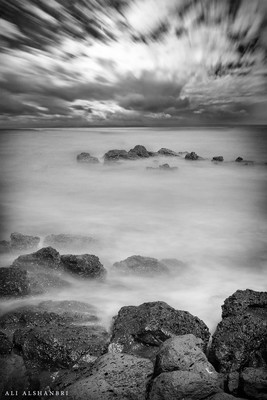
xmin=209 ymin=289 xmax=267 ymax=397
xmin=0 ymin=331 xmax=13 ymax=355
xmin=185 ymin=152 xmax=201 ymax=160
xmin=128 ymin=145 xmax=150 ymax=158
xmin=0 ymin=240 xmax=11 ymax=254
xmin=212 ymin=156 xmax=224 ymax=162
xmin=61 ymin=254 xmax=106 ymax=279
xmin=148 ymin=151 xmax=158 ymax=157
xmin=0 ymin=267 xmax=31 ymax=298
xmin=12 ymin=246 xmax=62 ymax=270
xmin=62 ymin=353 xmax=153 ymax=400
xmin=10 ymin=232 xmax=40 ymax=252
xmin=112 ymin=255 xmax=169 ymax=276
xmin=104 ymin=149 xmax=131 ymax=162
xmin=109 ymin=301 xmax=210 ymax=360
xmin=159 ymin=163 xmax=178 ymax=170
xmin=76 ymin=152 xmax=100 ymax=164
xmin=43 ymin=234 xmax=95 ymax=251
xmin=235 ymin=157 xmax=243 ymax=162
xmin=158 ymin=148 xmax=179 ymax=157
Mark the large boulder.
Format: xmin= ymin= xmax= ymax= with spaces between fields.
xmin=12 ymin=247 xmax=62 ymax=270
xmin=209 ymin=289 xmax=267 ymax=396
xmin=128 ymin=145 xmax=150 ymax=158
xmin=0 ymin=267 xmax=31 ymax=298
xmin=43 ymin=234 xmax=95 ymax=252
xmin=110 ymin=302 xmax=210 ymax=360
xmin=104 ymin=149 xmax=131 ymax=162
xmin=61 ymin=254 xmax=106 ymax=279
xmin=62 ymin=353 xmax=153 ymax=400
xmin=112 ymin=255 xmax=169 ymax=276
xmin=157 ymin=148 xmax=179 ymax=157
xmin=10 ymin=232 xmax=40 ymax=252
xmin=76 ymin=152 xmax=99 ymax=164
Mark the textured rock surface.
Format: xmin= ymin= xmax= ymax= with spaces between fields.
xmin=61 ymin=254 xmax=106 ymax=279
xmin=128 ymin=145 xmax=150 ymax=158
xmin=0 ymin=267 xmax=31 ymax=297
xmin=12 ymin=246 xmax=62 ymax=270
xmin=10 ymin=232 xmax=40 ymax=251
xmin=44 ymin=234 xmax=95 ymax=251
xmin=240 ymin=367 xmax=267 ymax=400
xmin=185 ymin=151 xmax=200 ymax=160
xmin=207 ymin=393 xmax=245 ymax=400
xmin=104 ymin=149 xmax=131 ymax=162
xmin=64 ymin=353 xmax=153 ymax=400
xmin=110 ymin=302 xmax=210 ymax=360
xmin=157 ymin=148 xmax=179 ymax=157
xmin=0 ymin=354 xmax=29 ymax=399
xmin=76 ymin=152 xmax=99 ymax=163
xmin=113 ymin=255 xmax=169 ymax=275
xmin=212 ymin=156 xmax=224 ymax=162
xmin=0 ymin=331 xmax=13 ymax=355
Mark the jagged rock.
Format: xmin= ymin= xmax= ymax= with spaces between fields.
xmin=76 ymin=152 xmax=99 ymax=164
xmin=43 ymin=234 xmax=95 ymax=251
xmin=110 ymin=302 xmax=210 ymax=360
xmin=209 ymin=289 xmax=267 ymax=395
xmin=12 ymin=247 xmax=62 ymax=270
xmin=0 ymin=240 xmax=11 ymax=254
xmin=212 ymin=156 xmax=224 ymax=162
xmin=13 ymin=325 xmax=108 ymax=368
xmin=61 ymin=254 xmax=106 ymax=279
xmin=112 ymin=255 xmax=169 ymax=275
xmin=0 ymin=331 xmax=13 ymax=355
xmin=10 ymin=233 xmax=40 ymax=251
xmin=104 ymin=149 xmax=131 ymax=162
xmin=0 ymin=267 xmax=31 ymax=298
xmin=235 ymin=157 xmax=243 ymax=162
xmin=158 ymin=148 xmax=179 ymax=157
xmin=148 ymin=370 xmax=220 ymax=400
xmin=240 ymin=367 xmax=267 ymax=400
xmin=185 ymin=152 xmax=200 ymax=160
xmin=128 ymin=145 xmax=150 ymax=158
xmin=62 ymin=353 xmax=153 ymax=400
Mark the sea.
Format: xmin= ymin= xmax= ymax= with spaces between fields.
xmin=0 ymin=126 xmax=266 ymax=332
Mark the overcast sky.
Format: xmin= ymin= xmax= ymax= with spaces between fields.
xmin=0 ymin=0 xmax=267 ymax=127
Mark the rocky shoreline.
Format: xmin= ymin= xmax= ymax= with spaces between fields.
xmin=0 ymin=235 xmax=266 ymax=400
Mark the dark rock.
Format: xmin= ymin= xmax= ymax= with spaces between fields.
xmin=159 ymin=163 xmax=178 ymax=171
xmin=128 ymin=145 xmax=150 ymax=158
xmin=185 ymin=152 xmax=200 ymax=160
xmin=240 ymin=367 xmax=267 ymax=399
xmin=158 ymin=148 xmax=179 ymax=157
xmin=76 ymin=152 xmax=99 ymax=164
xmin=10 ymin=232 xmax=40 ymax=251
xmin=12 ymin=247 xmax=62 ymax=270
xmin=206 ymin=393 xmax=245 ymax=400
xmin=0 ymin=354 xmax=29 ymax=399
xmin=235 ymin=157 xmax=243 ymax=162
xmin=0 ymin=267 xmax=31 ymax=298
xmin=0 ymin=331 xmax=13 ymax=355
xmin=112 ymin=255 xmax=169 ymax=276
xmin=61 ymin=254 xmax=106 ymax=279
xmin=209 ymin=289 xmax=267 ymax=395
xmin=148 ymin=370 xmax=220 ymax=400
xmin=109 ymin=301 xmax=210 ymax=360
xmin=63 ymin=353 xmax=153 ymax=400
xmin=104 ymin=149 xmax=131 ymax=162
xmin=148 ymin=151 xmax=158 ymax=157
xmin=43 ymin=234 xmax=95 ymax=251
xmin=212 ymin=156 xmax=224 ymax=162
xmin=0 ymin=240 xmax=11 ymax=254
xmin=13 ymin=324 xmax=109 ymax=368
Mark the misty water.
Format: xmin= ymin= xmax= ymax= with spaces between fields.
xmin=0 ymin=127 xmax=266 ymax=332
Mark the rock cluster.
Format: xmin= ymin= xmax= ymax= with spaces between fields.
xmin=0 ymin=232 xmax=40 ymax=254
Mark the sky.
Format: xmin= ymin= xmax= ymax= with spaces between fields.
xmin=0 ymin=0 xmax=267 ymax=127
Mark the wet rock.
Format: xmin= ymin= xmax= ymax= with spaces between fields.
xmin=104 ymin=149 xmax=131 ymax=162
xmin=159 ymin=163 xmax=178 ymax=171
xmin=128 ymin=145 xmax=150 ymax=158
xmin=158 ymin=148 xmax=179 ymax=157
xmin=43 ymin=234 xmax=95 ymax=251
xmin=13 ymin=324 xmax=109 ymax=368
xmin=206 ymin=393 xmax=245 ymax=400
xmin=112 ymin=255 xmax=169 ymax=276
xmin=0 ymin=240 xmax=11 ymax=254
xmin=0 ymin=354 xmax=29 ymax=399
xmin=0 ymin=267 xmax=31 ymax=298
xmin=76 ymin=152 xmax=99 ymax=164
xmin=212 ymin=156 xmax=224 ymax=162
xmin=0 ymin=331 xmax=13 ymax=355
xmin=61 ymin=254 xmax=106 ymax=279
xmin=235 ymin=157 xmax=243 ymax=162
xmin=240 ymin=367 xmax=267 ymax=400
xmin=209 ymin=289 xmax=267 ymax=395
xmin=185 ymin=151 xmax=200 ymax=160
xmin=110 ymin=301 xmax=210 ymax=360
xmin=12 ymin=247 xmax=62 ymax=270
xmin=10 ymin=232 xmax=40 ymax=252
xmin=63 ymin=353 xmax=153 ymax=400
xmin=148 ymin=370 xmax=220 ymax=400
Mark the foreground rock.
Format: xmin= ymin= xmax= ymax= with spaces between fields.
xmin=61 ymin=353 xmax=153 ymax=400
xmin=76 ymin=152 xmax=99 ymax=164
xmin=0 ymin=354 xmax=29 ymax=399
xmin=209 ymin=289 xmax=267 ymax=397
xmin=0 ymin=240 xmax=11 ymax=254
xmin=112 ymin=255 xmax=169 ymax=275
xmin=61 ymin=254 xmax=107 ymax=279
xmin=158 ymin=148 xmax=179 ymax=157
xmin=43 ymin=233 xmax=95 ymax=251
xmin=110 ymin=301 xmax=210 ymax=360
xmin=0 ymin=267 xmax=31 ymax=297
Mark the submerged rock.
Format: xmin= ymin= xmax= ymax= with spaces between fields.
xmin=12 ymin=247 xmax=62 ymax=270
xmin=0 ymin=267 xmax=31 ymax=298
xmin=112 ymin=255 xmax=169 ymax=276
xmin=212 ymin=156 xmax=224 ymax=162
xmin=185 ymin=152 xmax=201 ymax=160
xmin=159 ymin=163 xmax=178 ymax=170
xmin=209 ymin=289 xmax=267 ymax=396
xmin=43 ymin=234 xmax=95 ymax=251
xmin=76 ymin=152 xmax=99 ymax=164
xmin=61 ymin=254 xmax=106 ymax=279
xmin=10 ymin=233 xmax=40 ymax=252
xmin=128 ymin=145 xmax=150 ymax=158
xmin=158 ymin=148 xmax=179 ymax=157
xmin=63 ymin=353 xmax=153 ymax=400
xmin=110 ymin=301 xmax=210 ymax=360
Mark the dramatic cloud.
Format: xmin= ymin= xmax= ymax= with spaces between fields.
xmin=0 ymin=0 xmax=267 ymax=127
